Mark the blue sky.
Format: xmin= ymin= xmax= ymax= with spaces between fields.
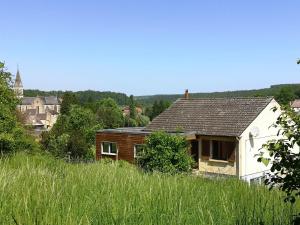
xmin=1 ymin=0 xmax=299 ymax=95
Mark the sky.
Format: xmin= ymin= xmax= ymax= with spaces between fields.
xmin=1 ymin=0 xmax=299 ymax=96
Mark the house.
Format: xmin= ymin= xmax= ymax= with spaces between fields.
xmin=291 ymin=99 xmax=300 ymax=114
xmin=122 ymin=106 xmax=143 ymax=117
xmin=96 ymin=91 xmax=296 ymax=182
xmin=13 ymin=69 xmax=61 ymax=130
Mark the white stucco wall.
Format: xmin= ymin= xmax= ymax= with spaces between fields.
xmin=238 ymin=99 xmax=299 ymax=181
xmin=294 ymin=107 xmax=300 ymax=113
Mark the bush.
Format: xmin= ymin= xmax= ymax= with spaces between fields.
xmin=138 ymin=131 xmax=194 ymax=174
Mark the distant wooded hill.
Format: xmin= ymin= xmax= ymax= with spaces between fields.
xmin=135 ymin=84 xmax=300 ymax=105
xmin=24 ymin=83 xmax=300 ymax=106
xmin=24 ymin=90 xmax=130 ymax=106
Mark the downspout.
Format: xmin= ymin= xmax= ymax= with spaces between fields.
xmin=236 ymin=136 xmax=241 ymax=178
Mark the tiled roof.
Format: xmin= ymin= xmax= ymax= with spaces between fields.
xmin=20 ymin=96 xmax=60 ymax=105
xmin=145 ymin=97 xmax=274 ymax=137
xmin=21 ymin=97 xmax=35 ymax=105
xmin=291 ymin=99 xmax=300 ymax=108
xmin=44 ymin=96 xmax=60 ymax=105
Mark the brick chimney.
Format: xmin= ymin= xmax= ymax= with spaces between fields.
xmin=184 ymin=89 xmax=189 ymax=99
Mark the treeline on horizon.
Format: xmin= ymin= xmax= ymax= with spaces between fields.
xmin=24 ymin=89 xmax=130 ymax=106
xmin=136 ymin=83 xmax=300 ymax=104
xmin=25 ymin=83 xmax=300 ymax=106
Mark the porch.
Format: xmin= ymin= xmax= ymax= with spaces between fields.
xmin=188 ymin=135 xmax=238 ymax=176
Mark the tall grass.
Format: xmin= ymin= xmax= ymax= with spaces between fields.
xmin=0 ymin=153 xmax=298 ymax=225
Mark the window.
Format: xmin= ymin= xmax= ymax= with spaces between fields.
xmin=211 ymin=140 xmax=235 ymax=161
xmin=101 ymin=142 xmax=117 ymax=155
xmin=134 ymin=144 xmax=145 ymax=158
xmin=212 ymin=140 xmax=227 ymax=161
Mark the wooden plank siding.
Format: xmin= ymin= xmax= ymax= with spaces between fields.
xmin=96 ymin=132 xmax=147 ymax=163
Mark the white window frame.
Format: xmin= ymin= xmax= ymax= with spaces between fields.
xmin=134 ymin=144 xmax=145 ymax=158
xmin=101 ymin=142 xmax=118 ymax=156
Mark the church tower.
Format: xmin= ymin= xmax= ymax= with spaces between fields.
xmin=13 ymin=69 xmax=24 ymax=99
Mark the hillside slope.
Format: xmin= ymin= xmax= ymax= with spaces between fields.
xmin=136 ymin=84 xmax=300 ymax=105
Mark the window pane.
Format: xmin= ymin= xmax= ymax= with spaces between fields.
xmin=221 ymin=141 xmax=235 ymax=161
xmin=110 ymin=143 xmax=117 ymax=154
xmin=102 ymin=142 xmax=110 ymax=153
xmin=212 ymin=140 xmax=220 ymax=159
xmin=202 ymin=140 xmax=210 ymax=158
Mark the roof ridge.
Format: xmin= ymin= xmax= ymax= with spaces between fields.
xmin=179 ymin=96 xmax=274 ymax=100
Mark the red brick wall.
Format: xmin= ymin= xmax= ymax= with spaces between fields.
xmin=96 ymin=132 xmax=146 ymax=163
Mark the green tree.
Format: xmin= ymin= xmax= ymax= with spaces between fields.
xmin=96 ymin=98 xmax=124 ymax=128
xmin=124 ymin=116 xmax=138 ymax=127
xmin=135 ymin=114 xmax=150 ymax=127
xmin=295 ymin=89 xmax=300 ymax=99
xmin=297 ymin=59 xmax=300 ymax=64
xmin=43 ymin=105 xmax=101 ymax=159
xmin=60 ymin=92 xmax=79 ymax=115
xmin=137 ymin=131 xmax=194 ymax=174
xmin=0 ymin=62 xmax=38 ymax=154
xmin=275 ymin=87 xmax=295 ymax=105
xmin=146 ymin=100 xmax=171 ymax=120
xmin=129 ymin=95 xmax=136 ymax=119
xmin=258 ymin=107 xmax=300 ymax=223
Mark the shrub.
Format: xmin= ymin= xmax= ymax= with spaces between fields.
xmin=138 ymin=131 xmax=194 ymax=174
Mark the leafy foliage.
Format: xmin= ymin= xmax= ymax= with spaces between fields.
xmin=258 ymin=107 xmax=300 ymax=222
xmin=0 ymin=62 xmax=39 ymax=155
xmin=96 ymin=98 xmax=124 ymax=128
xmin=129 ymin=95 xmax=136 ymax=119
xmin=42 ymin=105 xmax=101 ymax=159
xmin=138 ymin=131 xmax=194 ymax=174
xmin=60 ymin=92 xmax=79 ymax=115
xmin=145 ymin=100 xmax=171 ymax=120
xmin=24 ymin=89 xmax=130 ymax=106
xmin=275 ymin=87 xmax=296 ymax=105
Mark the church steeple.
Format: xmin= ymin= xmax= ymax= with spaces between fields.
xmin=13 ymin=68 xmax=24 ymax=99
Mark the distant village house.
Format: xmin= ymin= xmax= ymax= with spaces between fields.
xmin=13 ymin=70 xmax=61 ymax=130
xmin=291 ymin=99 xmax=300 ymax=114
xmin=122 ymin=106 xmax=143 ymax=117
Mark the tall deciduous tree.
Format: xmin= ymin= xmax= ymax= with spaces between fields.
xmin=129 ymin=95 xmax=136 ymax=119
xmin=42 ymin=105 xmax=101 ymax=159
xmin=0 ymin=62 xmax=38 ymax=154
xmin=146 ymin=100 xmax=171 ymax=120
xmin=275 ymin=87 xmax=295 ymax=106
xmin=96 ymin=98 xmax=124 ymax=128
xmin=60 ymin=92 xmax=79 ymax=115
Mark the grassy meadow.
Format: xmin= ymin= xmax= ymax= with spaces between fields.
xmin=0 ymin=153 xmax=299 ymax=225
